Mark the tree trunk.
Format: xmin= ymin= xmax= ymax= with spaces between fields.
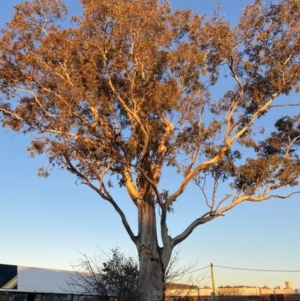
xmin=137 ymin=199 xmax=165 ymax=301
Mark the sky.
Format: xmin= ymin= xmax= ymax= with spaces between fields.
xmin=1 ymin=0 xmax=300 ymax=290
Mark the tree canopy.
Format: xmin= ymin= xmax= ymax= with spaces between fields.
xmin=0 ymin=0 xmax=299 ymax=300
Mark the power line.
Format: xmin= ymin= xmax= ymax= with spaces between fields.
xmin=181 ymin=265 xmax=210 ymax=275
xmin=214 ymin=265 xmax=300 ymax=273
xmin=180 ymin=265 xmax=300 ymax=276
xmin=216 ymin=275 xmax=300 ymax=280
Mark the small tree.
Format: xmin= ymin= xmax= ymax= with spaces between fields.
xmin=68 ymin=248 xmax=139 ymax=301
xmin=0 ymin=0 xmax=300 ymax=300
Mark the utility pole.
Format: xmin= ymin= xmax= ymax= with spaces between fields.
xmin=273 ymin=289 xmax=277 ymax=301
xmin=210 ymin=263 xmax=216 ymax=301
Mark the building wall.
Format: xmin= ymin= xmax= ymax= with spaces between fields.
xmin=0 ymin=264 xmax=77 ymax=294
xmin=17 ymin=266 xmax=76 ymax=293
xmin=165 ymin=287 xmax=300 ymax=300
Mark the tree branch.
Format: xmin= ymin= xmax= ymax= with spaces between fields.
xmin=166 ymin=144 xmax=230 ymax=209
xmin=171 ymin=213 xmax=220 ymax=248
xmin=172 ymin=188 xmax=300 ymax=249
xmin=64 ymin=155 xmax=138 ymax=245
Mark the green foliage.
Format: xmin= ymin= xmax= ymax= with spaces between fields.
xmin=69 ymin=248 xmax=138 ymax=301
xmin=101 ymin=248 xmax=138 ymax=301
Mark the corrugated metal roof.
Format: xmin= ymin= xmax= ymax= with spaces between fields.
xmin=17 ymin=266 xmax=76 ymax=293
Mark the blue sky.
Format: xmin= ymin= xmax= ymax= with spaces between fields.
xmin=1 ymin=0 xmax=300 ymax=289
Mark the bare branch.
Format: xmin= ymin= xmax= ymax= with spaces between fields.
xmin=166 ymin=144 xmax=230 ymax=209
xmin=270 ymin=102 xmax=300 ymax=108
xmin=64 ymin=156 xmax=138 ymax=245
xmin=171 ymin=213 xmax=220 ymax=248
xmin=217 ymin=190 xmax=300 ymax=217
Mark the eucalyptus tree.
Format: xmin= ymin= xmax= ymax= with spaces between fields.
xmin=0 ymin=0 xmax=299 ymax=300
